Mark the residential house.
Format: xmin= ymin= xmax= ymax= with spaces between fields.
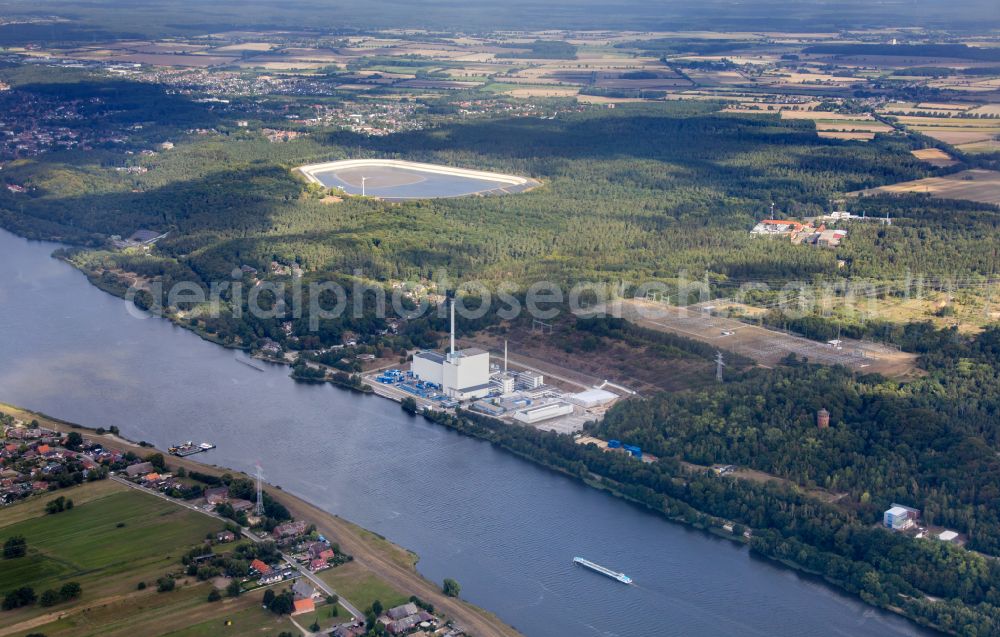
xmin=309 ymin=558 xmax=327 ymax=571
xmin=307 ymin=541 xmax=328 ymax=559
xmin=228 ymin=498 xmax=254 ymax=512
xmin=386 ymin=603 xmax=419 ymax=621
xmin=259 ymin=571 xmax=283 ymax=585
xmin=292 ymin=579 xmax=317 ymax=600
xmin=125 ymin=461 xmax=155 ymax=478
xmin=204 ymin=486 xmax=229 ymax=505
xmin=273 ymin=520 xmax=308 ymax=539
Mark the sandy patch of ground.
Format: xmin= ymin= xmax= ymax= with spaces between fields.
xmin=613 ymin=299 xmax=919 ymax=378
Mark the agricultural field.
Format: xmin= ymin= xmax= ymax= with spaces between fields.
xmin=0 ymin=481 xmax=295 ymax=637
xmin=893 ymin=115 xmax=1000 ymax=153
xmin=910 ymin=148 xmax=958 ymax=167
xmin=318 ymin=562 xmax=409 ymax=614
xmin=777 ymin=110 xmax=894 ymax=141
xmin=852 ymin=169 xmax=1000 ymax=206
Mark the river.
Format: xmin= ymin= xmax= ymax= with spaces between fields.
xmin=0 ymin=228 xmax=936 ymax=637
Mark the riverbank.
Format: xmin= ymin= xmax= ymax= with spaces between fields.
xmin=45 ymin=255 xmax=951 ymax=636
xmin=408 ymin=408 xmax=953 ymax=637
xmin=0 ymin=401 xmax=523 ymax=637
xmin=0 ymin=227 xmax=946 ymax=637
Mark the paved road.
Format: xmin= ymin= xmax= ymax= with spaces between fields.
xmin=110 ymin=475 xmax=361 ymax=621
xmin=269 ymin=487 xmax=522 ymax=637
xmin=67 ymin=424 xmax=518 ymax=637
xmin=281 ymin=553 xmax=362 ymax=620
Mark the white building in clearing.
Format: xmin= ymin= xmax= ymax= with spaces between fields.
xmin=566 ymin=389 xmax=618 ymax=409
xmin=410 ymin=299 xmax=491 ymax=401
xmin=883 ymin=504 xmax=919 ymax=531
xmin=512 ymin=401 xmax=575 ymax=424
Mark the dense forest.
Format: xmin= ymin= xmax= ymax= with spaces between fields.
xmin=802 ymin=43 xmax=1000 ymax=63
xmin=3 ymin=72 xmax=999 ymax=352
xmin=412 ymin=325 xmax=1000 ymax=635
xmin=496 ymin=40 xmax=578 ymax=60
xmin=1 ymin=74 xmax=974 ymax=289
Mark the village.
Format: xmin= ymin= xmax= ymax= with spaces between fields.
xmin=0 ymin=411 xmax=470 ymax=637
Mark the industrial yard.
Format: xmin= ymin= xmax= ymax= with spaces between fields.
xmin=616 ymin=299 xmax=919 ymax=377
xmin=364 ymin=300 xmax=626 ymax=434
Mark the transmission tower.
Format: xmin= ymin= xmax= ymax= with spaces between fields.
xmin=531 ymin=319 xmax=554 ymax=334
xmin=715 ymin=351 xmax=726 ymax=382
xmin=254 ymin=464 xmax=265 ymax=517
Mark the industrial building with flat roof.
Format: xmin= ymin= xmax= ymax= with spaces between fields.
xmin=884 ymin=504 xmax=920 ymax=531
xmin=409 ymin=300 xmax=491 ymax=400
xmin=566 ymin=389 xmax=618 ymax=408
xmin=512 ymin=401 xmax=575 ymax=424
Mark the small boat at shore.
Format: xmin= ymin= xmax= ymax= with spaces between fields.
xmin=573 ymin=557 xmax=632 ymax=584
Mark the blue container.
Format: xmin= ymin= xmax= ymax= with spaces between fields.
xmin=607 ymin=439 xmax=621 ymax=448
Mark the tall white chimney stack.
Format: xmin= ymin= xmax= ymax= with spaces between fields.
xmin=449 ymin=297 xmax=456 ymax=359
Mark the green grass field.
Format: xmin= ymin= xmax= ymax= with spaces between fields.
xmin=0 ymin=481 xmax=239 ymax=636
xmin=319 ymin=562 xmax=409 ymax=612
xmin=293 ymin=603 xmax=342 ymax=633
xmin=0 ymin=485 xmax=220 ymax=595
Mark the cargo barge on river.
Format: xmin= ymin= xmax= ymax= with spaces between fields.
xmin=573 ymin=557 xmax=632 ymax=584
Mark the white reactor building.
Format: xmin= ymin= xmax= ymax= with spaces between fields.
xmin=411 ymin=299 xmax=491 ymax=400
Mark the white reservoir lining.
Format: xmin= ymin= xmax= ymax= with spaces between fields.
xmin=296 ymin=158 xmax=531 ymax=187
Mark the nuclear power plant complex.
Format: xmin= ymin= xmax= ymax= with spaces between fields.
xmin=371 ymin=298 xmax=622 ymax=433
